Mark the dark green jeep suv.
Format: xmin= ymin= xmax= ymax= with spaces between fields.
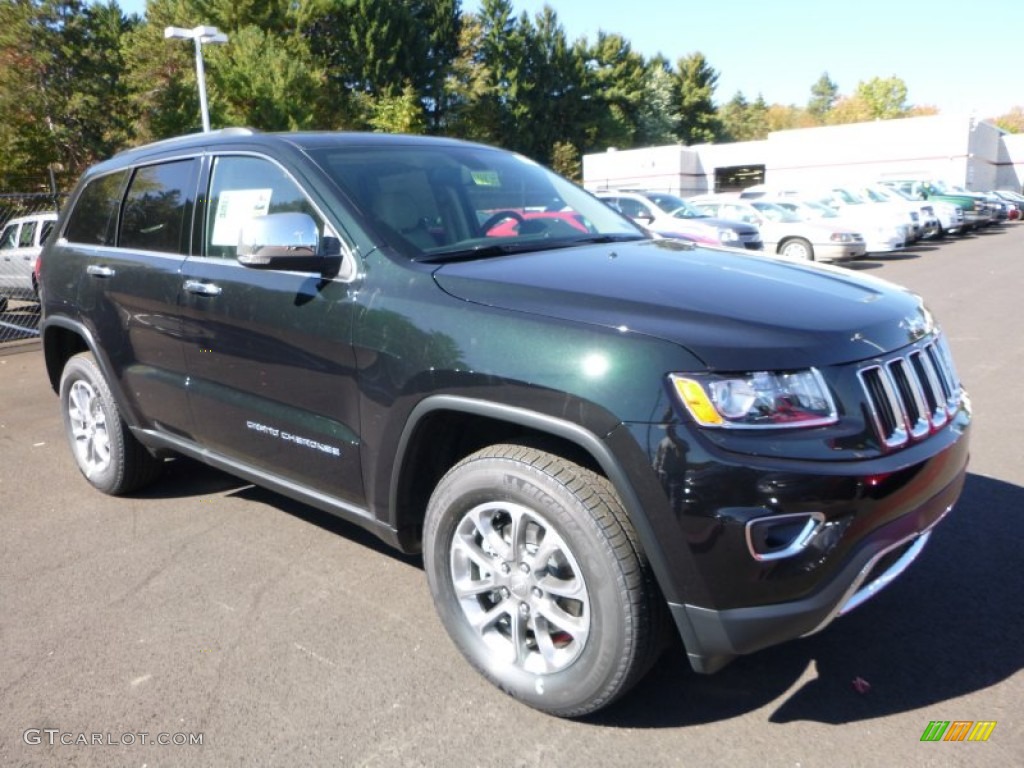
xmin=39 ymin=129 xmax=971 ymax=717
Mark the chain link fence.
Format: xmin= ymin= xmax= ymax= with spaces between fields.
xmin=1 ymin=193 xmax=65 ymax=347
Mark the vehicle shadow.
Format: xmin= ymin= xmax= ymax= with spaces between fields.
xmin=133 ymin=460 xmax=1022 ymax=729
xmin=137 ymin=456 xmax=424 ymax=564
xmin=590 ymin=472 xmax=1023 ymax=728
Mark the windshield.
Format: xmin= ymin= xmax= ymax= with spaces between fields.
xmin=881 ymin=185 xmax=913 ymax=202
xmin=777 ymin=200 xmax=837 ymax=220
xmin=668 ymin=200 xmax=707 ymax=219
xmin=861 ymin=187 xmax=890 ymax=203
xmin=646 ymin=192 xmax=689 ymax=213
xmin=307 ymin=144 xmax=644 ymax=260
xmin=830 ymin=188 xmax=867 ymax=205
xmin=751 ymin=201 xmax=800 ymax=222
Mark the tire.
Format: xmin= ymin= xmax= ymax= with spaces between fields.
xmin=423 ymin=444 xmax=664 ymax=717
xmin=59 ymin=351 xmax=163 ymax=495
xmin=779 ymin=237 xmax=813 ymax=261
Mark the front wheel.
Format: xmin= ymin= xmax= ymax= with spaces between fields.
xmin=423 ymin=444 xmax=663 ymax=717
xmin=59 ymin=351 xmax=163 ymax=495
xmin=779 ymin=237 xmax=814 ymax=261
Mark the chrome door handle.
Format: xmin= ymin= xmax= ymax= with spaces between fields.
xmin=183 ymin=279 xmax=222 ymax=297
xmin=86 ymin=264 xmax=115 ymax=277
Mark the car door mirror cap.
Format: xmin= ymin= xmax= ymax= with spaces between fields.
xmin=237 ymin=212 xmax=336 ymax=273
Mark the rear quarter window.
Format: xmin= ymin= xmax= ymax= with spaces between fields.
xmin=64 ymin=171 xmax=130 ymax=246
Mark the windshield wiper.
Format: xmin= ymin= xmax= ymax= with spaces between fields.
xmin=417 ymin=242 xmax=537 ymax=263
xmin=418 ymin=234 xmax=645 ymax=263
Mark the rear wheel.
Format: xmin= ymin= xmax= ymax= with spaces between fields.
xmin=59 ymin=351 xmax=163 ymax=495
xmin=779 ymin=237 xmax=813 ymax=261
xmin=423 ymin=444 xmax=664 ymax=717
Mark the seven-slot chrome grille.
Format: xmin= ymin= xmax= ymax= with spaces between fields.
xmin=857 ymin=335 xmax=961 ymax=449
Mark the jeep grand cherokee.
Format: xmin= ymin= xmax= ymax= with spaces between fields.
xmin=39 ymin=129 xmax=971 ymax=717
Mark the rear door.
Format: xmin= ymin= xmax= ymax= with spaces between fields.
xmin=60 ymin=160 xmax=198 ymax=433
xmin=179 ymin=153 xmax=365 ymax=507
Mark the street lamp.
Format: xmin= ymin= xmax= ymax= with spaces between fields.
xmin=164 ymin=25 xmax=229 ymax=133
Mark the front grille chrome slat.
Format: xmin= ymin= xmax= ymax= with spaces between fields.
xmin=857 ymin=335 xmax=961 ymax=450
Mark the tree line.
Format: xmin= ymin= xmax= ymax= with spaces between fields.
xmin=2 ymin=0 xmax=1019 ymax=193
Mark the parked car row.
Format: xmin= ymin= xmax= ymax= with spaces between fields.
xmin=0 ymin=211 xmax=58 ymax=313
xmin=594 ymin=182 xmax=1018 ymax=266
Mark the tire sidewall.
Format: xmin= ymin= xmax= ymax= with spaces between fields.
xmin=781 ymin=238 xmax=812 ymax=260
xmin=424 ymin=454 xmax=634 ymax=716
xmin=59 ymin=354 xmax=124 ymax=494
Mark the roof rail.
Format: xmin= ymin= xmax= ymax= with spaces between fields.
xmin=120 ymin=127 xmax=258 ymax=155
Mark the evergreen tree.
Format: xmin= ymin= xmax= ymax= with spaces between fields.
xmin=673 ymin=52 xmax=721 ymax=145
xmin=585 ymin=32 xmax=646 ymax=150
xmin=807 ymin=71 xmax=838 ymax=122
xmin=635 ymin=57 xmax=679 ymax=147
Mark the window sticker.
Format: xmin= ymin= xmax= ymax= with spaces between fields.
xmin=470 ymin=171 xmax=501 ymax=187
xmin=211 ymin=188 xmax=273 ymax=246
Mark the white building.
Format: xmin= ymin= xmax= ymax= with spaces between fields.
xmin=583 ymin=114 xmax=1024 ymax=196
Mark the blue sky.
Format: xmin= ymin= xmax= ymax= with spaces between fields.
xmin=119 ymin=0 xmax=1021 ymax=119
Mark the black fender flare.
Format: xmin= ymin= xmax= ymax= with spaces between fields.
xmin=388 ymin=394 xmax=689 ymax=613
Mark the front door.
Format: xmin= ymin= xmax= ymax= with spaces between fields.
xmin=180 ymin=154 xmax=365 ymax=507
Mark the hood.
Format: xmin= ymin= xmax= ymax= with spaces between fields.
xmin=432 ymin=240 xmax=931 ymax=371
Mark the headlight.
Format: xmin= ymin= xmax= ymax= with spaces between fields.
xmin=670 ymin=369 xmax=838 ymax=428
xmin=718 ymin=228 xmax=740 ymax=243
xmin=830 ymin=232 xmax=855 ymax=243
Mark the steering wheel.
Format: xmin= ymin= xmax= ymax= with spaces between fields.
xmin=481 ymin=210 xmax=526 ymax=234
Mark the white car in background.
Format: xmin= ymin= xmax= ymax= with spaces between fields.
xmin=816 ymin=186 xmax=922 ymax=243
xmin=758 ymin=197 xmax=908 ymax=255
xmin=740 ymin=185 xmax=908 ymax=254
xmin=856 ymin=183 xmax=964 ymax=239
xmin=688 ymin=195 xmax=865 ymax=262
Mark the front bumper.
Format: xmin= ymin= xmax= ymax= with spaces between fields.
xmin=670 ymin=459 xmax=964 ymax=673
xmin=621 ymin=393 xmax=970 ymax=675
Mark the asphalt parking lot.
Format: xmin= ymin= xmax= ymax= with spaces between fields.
xmin=1 ymin=227 xmax=1021 ymax=767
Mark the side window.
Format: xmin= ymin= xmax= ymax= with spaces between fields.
xmin=722 ymin=205 xmax=750 ymax=223
xmin=18 ymin=221 xmax=37 ymax=248
xmin=40 ymin=220 xmax=55 ymax=245
xmin=65 ymin=170 xmax=130 ymax=246
xmin=0 ymin=223 xmax=17 ymax=249
xmin=120 ymin=159 xmax=199 ymax=255
xmin=616 ymin=198 xmax=648 ymax=219
xmin=205 ymin=156 xmax=323 ymax=260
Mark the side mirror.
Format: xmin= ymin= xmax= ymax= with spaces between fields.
xmin=237 ymin=213 xmax=330 ymax=272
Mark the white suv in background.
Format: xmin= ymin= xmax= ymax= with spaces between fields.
xmin=0 ymin=211 xmax=58 ymax=312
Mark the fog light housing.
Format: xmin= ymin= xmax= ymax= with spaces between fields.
xmin=745 ymin=512 xmax=825 ymax=561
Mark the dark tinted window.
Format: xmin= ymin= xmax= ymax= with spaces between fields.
xmin=18 ymin=221 xmax=37 ymax=248
xmin=614 ymin=198 xmax=651 ymax=219
xmin=0 ymin=223 xmax=16 ymax=249
xmin=205 ymin=156 xmax=322 ymax=259
xmin=40 ymin=220 xmax=55 ymax=244
xmin=120 ymin=160 xmax=198 ymax=255
xmin=65 ymin=171 xmax=129 ymax=246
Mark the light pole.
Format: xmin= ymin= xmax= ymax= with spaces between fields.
xmin=164 ymin=25 xmax=228 ymax=133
